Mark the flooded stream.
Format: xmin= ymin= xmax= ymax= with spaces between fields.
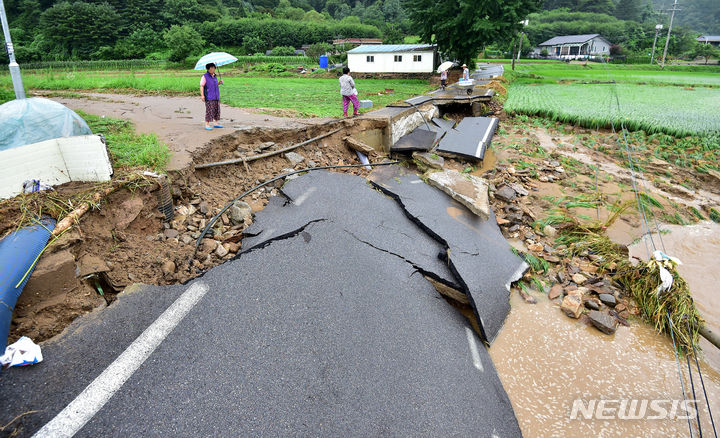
xmin=491 ymin=292 xmax=720 ymax=437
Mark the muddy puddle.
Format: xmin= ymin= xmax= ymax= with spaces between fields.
xmin=491 ymin=291 xmax=720 ymax=437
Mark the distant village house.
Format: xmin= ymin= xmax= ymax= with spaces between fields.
xmin=535 ymin=34 xmax=611 ymax=59
xmin=347 ymin=44 xmax=437 ymax=74
xmin=696 ymin=35 xmax=720 ymax=48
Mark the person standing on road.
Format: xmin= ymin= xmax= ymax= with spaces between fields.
xmin=461 ymin=64 xmax=470 ymax=81
xmin=201 ymin=63 xmax=223 ymax=131
xmin=440 ymin=69 xmax=448 ymax=90
xmin=339 ymin=67 xmax=360 ymax=118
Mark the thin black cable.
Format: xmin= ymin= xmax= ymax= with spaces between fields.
xmin=191 ymin=161 xmax=400 ymax=263
xmin=668 ymin=311 xmax=694 ymax=437
xmin=685 ymin=343 xmax=703 ymax=437
xmin=688 ymin=320 xmax=718 ymax=438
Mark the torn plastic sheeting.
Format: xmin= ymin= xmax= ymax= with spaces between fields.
xmin=0 ymin=97 xmax=91 ymax=152
xmin=0 ymin=218 xmax=55 ymax=350
xmin=1 ymin=336 xmax=43 ymax=367
xmin=355 ymin=151 xmax=371 ymax=170
xmin=0 ymin=135 xmax=113 ymax=200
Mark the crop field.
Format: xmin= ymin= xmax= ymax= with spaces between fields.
xmin=511 ymin=63 xmax=720 ymax=87
xmin=0 ymin=71 xmax=431 ymax=117
xmin=505 ymin=82 xmax=720 ymax=137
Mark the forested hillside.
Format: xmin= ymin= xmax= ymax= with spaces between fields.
xmin=0 ymin=0 xmax=715 ymax=62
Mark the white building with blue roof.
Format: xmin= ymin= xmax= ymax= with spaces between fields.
xmin=347 ymin=44 xmax=437 ymax=73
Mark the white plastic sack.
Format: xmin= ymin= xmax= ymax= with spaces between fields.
xmin=0 ymin=97 xmax=92 ymax=151
xmin=1 ymin=336 xmax=43 ymax=367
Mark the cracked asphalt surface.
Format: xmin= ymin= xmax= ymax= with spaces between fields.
xmin=0 ymin=170 xmax=523 ymax=437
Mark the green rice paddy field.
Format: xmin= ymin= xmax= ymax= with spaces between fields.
xmin=505 ymin=63 xmax=720 ymax=137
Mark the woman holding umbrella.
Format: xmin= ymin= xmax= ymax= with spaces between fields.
xmin=195 ymin=52 xmax=238 ymax=131
xmin=201 ymin=63 xmax=223 ymax=131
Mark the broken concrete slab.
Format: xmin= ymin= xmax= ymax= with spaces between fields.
xmin=426 ymin=170 xmax=490 ymax=220
xmin=391 ymin=127 xmax=437 ymax=153
xmin=344 ymin=136 xmax=375 ymax=156
xmin=436 ymin=117 xmax=499 ymax=161
xmin=243 ymin=171 xmax=459 ymax=289
xmin=432 ymin=117 xmax=456 ymax=135
xmin=369 ymin=165 xmax=527 ymax=343
xmin=0 ymin=221 xmax=522 ymax=436
xmin=412 ymin=152 xmax=444 ymax=169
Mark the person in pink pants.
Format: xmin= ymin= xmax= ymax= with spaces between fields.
xmin=339 ymin=67 xmax=360 ymax=117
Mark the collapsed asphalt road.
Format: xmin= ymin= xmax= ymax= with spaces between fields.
xmin=1 ymin=169 xmax=525 ymax=436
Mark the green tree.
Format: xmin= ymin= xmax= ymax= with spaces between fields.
xmin=163 ymin=24 xmax=205 ymax=62
xmin=304 ymin=9 xmax=325 ymax=20
xmin=163 ymin=0 xmax=216 ymax=24
xmin=306 ymin=42 xmax=332 ymax=61
xmin=614 ymin=0 xmax=641 ymax=22
xmin=39 ymin=1 xmax=122 ymax=59
xmin=270 ymin=45 xmax=297 ymax=55
xmin=403 ymin=0 xmax=542 ymax=64
xmin=383 ymin=0 xmax=405 ymax=22
xmin=242 ymin=35 xmax=266 ymax=54
xmin=691 ymin=42 xmax=719 ymax=64
xmin=578 ymin=0 xmax=614 ymax=15
xmin=115 ymin=25 xmax=162 ymax=59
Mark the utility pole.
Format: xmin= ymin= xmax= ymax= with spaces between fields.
xmin=0 ymin=0 xmax=24 ymax=99
xmin=512 ymin=19 xmax=529 ymax=71
xmin=660 ymin=0 xmax=680 ymax=69
xmin=650 ymin=24 xmax=663 ymax=64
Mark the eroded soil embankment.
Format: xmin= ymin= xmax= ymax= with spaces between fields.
xmin=2 ymin=118 xmax=386 ymax=343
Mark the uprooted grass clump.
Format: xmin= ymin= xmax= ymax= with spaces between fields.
xmin=616 ymin=258 xmax=702 ymax=352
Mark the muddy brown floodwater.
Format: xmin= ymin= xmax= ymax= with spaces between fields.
xmin=491 ymin=292 xmax=720 ymax=437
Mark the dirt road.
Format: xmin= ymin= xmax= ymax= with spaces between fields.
xmin=40 ymin=92 xmax=332 ymax=170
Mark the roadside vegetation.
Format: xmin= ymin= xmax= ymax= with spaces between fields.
xmin=77 ymin=111 xmax=170 ymax=171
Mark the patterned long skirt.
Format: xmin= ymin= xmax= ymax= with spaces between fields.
xmin=205 ymin=100 xmax=220 ymax=122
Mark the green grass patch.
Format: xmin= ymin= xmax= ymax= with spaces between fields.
xmin=78 ymin=111 xmax=169 ymax=171
xmin=0 ymin=71 xmax=432 ymax=118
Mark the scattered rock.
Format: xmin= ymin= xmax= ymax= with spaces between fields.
xmin=527 ymin=243 xmax=544 ymax=252
xmin=233 ymin=151 xmax=243 ymax=158
xmin=584 ymin=299 xmax=600 ymax=311
xmin=226 ymin=242 xmax=241 ymax=253
xmin=200 ymin=238 xmax=219 ymax=253
xmin=161 ymin=260 xmax=176 ymax=277
xmin=614 ymin=303 xmax=627 ymax=312
xmin=308 ymin=160 xmax=317 ymax=168
xmin=561 ymin=295 xmax=583 ymax=319
xmin=181 ymin=235 xmax=193 ymax=245
xmin=495 ymin=185 xmax=517 ymax=202
xmin=215 ymin=244 xmax=229 ymax=258
xmin=543 ymin=225 xmax=557 ymax=238
xmin=128 ymin=273 xmax=138 ymax=282
xmin=413 ymin=152 xmax=444 ymax=169
xmin=508 ymin=182 xmax=529 ymax=197
xmin=496 ymin=216 xmax=510 ymax=225
xmin=572 ymin=273 xmax=587 ymax=285
xmin=588 ymin=311 xmax=618 ymax=335
xmin=164 ymin=228 xmax=179 ymax=239
xmin=198 ymin=201 xmax=209 ymax=215
xmin=258 ymin=141 xmax=276 ymax=151
xmin=580 ymin=263 xmax=598 ymax=274
xmin=426 ymin=170 xmax=490 ymax=219
xmin=229 ymin=201 xmax=253 ymax=225
xmin=598 ymin=293 xmax=617 ymax=307
xmin=110 ymin=197 xmax=144 ymax=230
xmin=76 ymin=254 xmax=110 ymax=278
xmin=544 ymin=255 xmax=561 ymax=263
xmin=284 ymin=151 xmax=305 ymax=166
xmin=548 ymin=284 xmax=563 ymax=300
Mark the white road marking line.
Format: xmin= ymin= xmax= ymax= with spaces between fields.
xmin=33 ymin=282 xmax=210 ymax=438
xmin=465 ymin=327 xmax=484 ymax=372
xmin=293 ymin=186 xmax=316 ymax=206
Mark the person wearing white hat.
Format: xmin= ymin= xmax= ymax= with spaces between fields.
xmin=461 ymin=64 xmax=470 ymax=81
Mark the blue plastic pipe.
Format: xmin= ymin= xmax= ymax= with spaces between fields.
xmin=0 ymin=217 xmax=55 ymax=350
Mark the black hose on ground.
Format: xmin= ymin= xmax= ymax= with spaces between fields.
xmin=190 ymin=161 xmax=400 ymax=266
